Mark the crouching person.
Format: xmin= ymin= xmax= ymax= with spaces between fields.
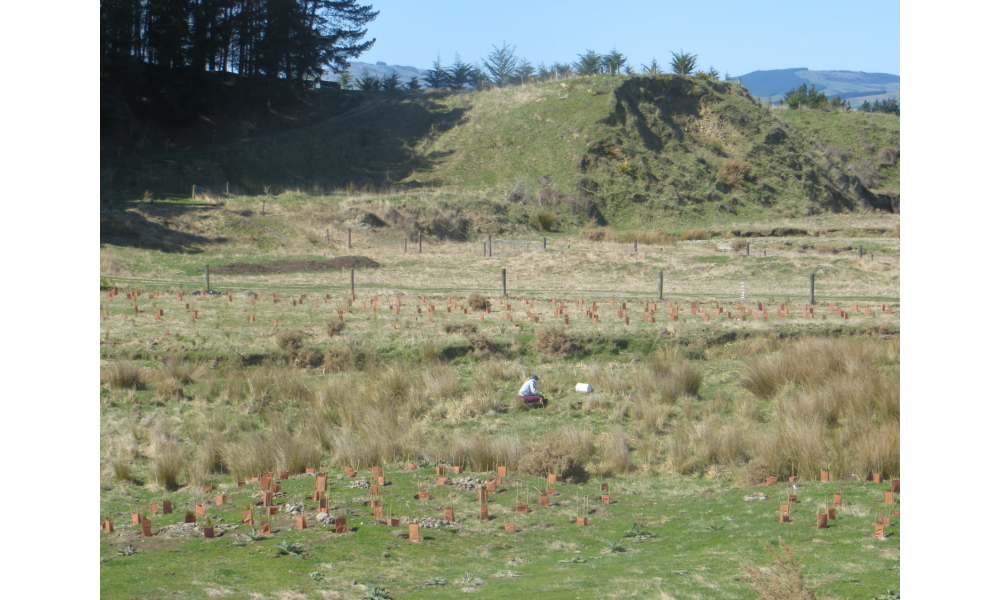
xmin=518 ymin=374 xmax=547 ymax=407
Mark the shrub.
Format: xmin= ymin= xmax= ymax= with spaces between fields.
xmin=679 ymin=228 xmax=710 ymax=241
xmin=705 ymin=139 xmax=725 ymax=155
xmin=531 ymin=326 xmax=579 ymax=357
xmin=322 ymin=347 xmax=353 ymax=373
xmin=729 ymin=238 xmax=749 ymax=252
xmin=104 ymin=361 xmax=146 ymax=390
xmin=325 ymin=320 xmax=345 ymax=336
xmin=275 ymin=329 xmax=305 ymax=352
xmin=717 ymin=158 xmax=752 ymax=187
xmin=467 ymin=293 xmax=491 ymax=311
xmin=467 ymin=333 xmax=493 ymax=354
xmin=291 ymin=347 xmax=321 ymax=368
xmin=529 ymin=211 xmax=558 ymax=232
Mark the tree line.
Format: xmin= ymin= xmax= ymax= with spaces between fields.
xmin=340 ymin=44 xmax=728 ymax=91
xmin=100 ymin=0 xmax=378 ymax=85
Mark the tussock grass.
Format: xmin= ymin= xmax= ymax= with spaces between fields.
xmin=618 ymin=230 xmax=678 ymax=246
xmin=324 ymin=320 xmax=345 ymax=336
xmin=520 ymin=425 xmax=594 ymax=482
xmin=104 ymin=360 xmax=146 ymax=390
xmin=150 ymin=439 xmax=186 ymax=490
xmin=529 ymin=211 xmax=558 ymax=232
xmin=680 ymin=228 xmax=710 ymax=241
xmin=580 ymin=223 xmax=617 ymax=242
xmin=741 ymin=538 xmax=818 ymax=600
xmin=717 ymin=158 xmax=753 ymax=187
xmin=595 ymin=426 xmax=632 ymax=475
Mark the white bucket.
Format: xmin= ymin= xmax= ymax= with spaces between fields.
xmin=575 ymin=383 xmax=593 ymax=393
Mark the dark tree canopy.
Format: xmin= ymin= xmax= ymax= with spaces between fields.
xmin=100 ymin=0 xmax=379 ymax=84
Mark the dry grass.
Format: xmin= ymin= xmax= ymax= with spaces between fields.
xmin=104 ymin=360 xmax=146 ymax=390
xmin=679 ymin=228 xmax=710 ymax=241
xmin=594 ymin=425 xmax=632 ymax=475
xmin=580 ymin=221 xmax=617 ymax=242
xmin=150 ymin=439 xmax=186 ymax=489
xmin=736 ymin=457 xmax=769 ymax=488
xmin=520 ymin=425 xmax=594 ymax=482
xmin=717 ymin=158 xmax=752 ymax=188
xmin=741 ymin=538 xmax=818 ymax=600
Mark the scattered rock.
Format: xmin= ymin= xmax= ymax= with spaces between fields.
xmin=451 ymin=476 xmax=486 ymax=491
xmin=743 ymin=492 xmax=769 ymax=502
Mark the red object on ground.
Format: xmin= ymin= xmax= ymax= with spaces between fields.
xmin=518 ymin=395 xmax=547 ymax=406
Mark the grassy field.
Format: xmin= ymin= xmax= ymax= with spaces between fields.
xmin=100 ymin=75 xmax=900 ymax=600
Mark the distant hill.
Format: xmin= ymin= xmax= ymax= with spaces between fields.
xmin=323 ymin=61 xmax=427 ymax=86
xmin=737 ymin=68 xmax=900 ymax=106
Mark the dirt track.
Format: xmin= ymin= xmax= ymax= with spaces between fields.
xmin=211 ymin=256 xmax=381 ymax=275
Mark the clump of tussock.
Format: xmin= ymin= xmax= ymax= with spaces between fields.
xmin=222 ymin=433 xmax=273 ymax=480
xmin=580 ymin=221 xmax=617 ymax=242
xmin=275 ymin=329 xmax=305 ymax=352
xmin=466 ymin=333 xmax=493 ymax=354
xmin=633 ymin=352 xmax=702 ymax=402
xmin=447 ymin=432 xmax=524 ymax=471
xmin=531 ymin=326 xmax=580 ymax=357
xmin=467 ymin=293 xmax=491 ymax=311
xmin=160 ymin=353 xmax=204 ymax=385
xmin=422 ymin=364 xmax=462 ymax=400
xmin=322 ymin=347 xmax=354 ymax=373
xmin=103 ymin=360 xmax=146 ymax=390
xmin=679 ymin=228 xmax=710 ymax=241
xmin=150 ymin=439 xmax=186 ymax=490
xmin=291 ymin=347 xmax=321 ymax=368
xmin=325 ymin=320 xmax=345 ymax=336
xmin=717 ymin=158 xmax=752 ymax=187
xmin=740 ymin=538 xmax=819 ymax=600
xmin=729 ymin=238 xmax=749 ymax=252
xmin=593 ymin=425 xmax=632 ymax=476
xmin=519 ymin=425 xmax=594 ymax=482
xmin=472 ymin=358 xmax=526 ymax=394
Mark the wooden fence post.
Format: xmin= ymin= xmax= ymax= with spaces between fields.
xmin=502 ymin=269 xmax=507 ymax=297
xmin=350 ymin=269 xmax=355 ymax=298
xmin=658 ymin=271 xmax=663 ymax=301
xmin=809 ymin=274 xmax=815 ymax=305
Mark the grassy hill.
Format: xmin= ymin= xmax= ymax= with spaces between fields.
xmin=102 ymin=74 xmax=900 ymax=235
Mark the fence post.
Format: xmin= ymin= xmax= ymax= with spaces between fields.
xmin=348 ymin=228 xmax=352 ymax=249
xmin=404 ymin=239 xmax=407 ymax=253
xmin=634 ymin=240 xmax=637 ymax=252
xmin=502 ymin=268 xmax=507 ymax=297
xmin=809 ymin=273 xmax=815 ymax=305
xmin=205 ymin=265 xmax=210 ymax=293
xmin=419 ymin=232 xmax=422 ymax=253
xmin=326 ymin=229 xmax=329 ymax=244
xmin=859 ymin=244 xmax=863 ymax=259
xmin=225 ymin=182 xmax=229 ymax=195
xmin=261 ymin=201 xmax=265 ymax=216
xmin=542 ymin=237 xmax=547 ymax=250
xmin=658 ymin=271 xmax=663 ymax=301
xmin=192 ymin=185 xmax=196 ymax=199
xmin=350 ymin=269 xmax=355 ymax=299
xmin=483 ymin=242 xmax=487 ymax=257
xmin=746 ymin=243 xmax=750 ymax=256
xmin=488 ymin=236 xmax=492 ymax=257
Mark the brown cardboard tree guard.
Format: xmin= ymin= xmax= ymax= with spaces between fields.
xmin=195 ymin=504 xmax=206 ymax=517
xmin=150 ymin=502 xmax=160 ymax=515
xmin=820 ymin=471 xmax=830 ymax=482
xmin=504 ymin=523 xmax=516 ymax=532
xmin=601 ymin=494 xmax=611 ymax=504
xmin=203 ymin=526 xmax=214 ymax=538
xmin=478 ymin=489 xmax=489 ymax=504
xmin=872 ymin=473 xmax=883 ymax=484
xmin=826 ymin=508 xmax=836 ymax=520
xmin=479 ymin=504 xmax=489 ymax=520
xmin=885 ymin=490 xmax=894 ymax=504
xmin=436 ymin=465 xmax=446 ymax=476
xmin=437 ymin=476 xmax=449 ymax=485
xmin=497 ymin=466 xmax=507 ymax=477
xmin=295 ymin=515 xmax=307 ymax=530
xmin=103 ymin=520 xmax=114 ymax=533
xmin=215 ymin=494 xmax=226 ymax=506
xmin=374 ymin=505 xmax=383 ymax=519
xmin=261 ymin=522 xmax=271 ymax=534
xmin=516 ymin=503 xmax=528 ymax=513
xmin=816 ymin=513 xmax=828 ymax=528
xmin=418 ymin=490 xmax=429 ymax=501
xmin=243 ymin=510 xmax=253 ymax=525
xmin=780 ymin=503 xmax=790 ymax=515
xmin=443 ymin=508 xmax=455 ymax=522
xmin=538 ymin=494 xmax=549 ymax=506
xmin=765 ymin=476 xmax=778 ymax=486
xmin=335 ymin=516 xmax=347 ymax=533
xmin=833 ymin=493 xmax=842 ymax=506
xmin=132 ymin=513 xmax=140 ymax=525
xmin=779 ymin=514 xmax=791 ymax=523
xmin=576 ymin=517 xmax=588 ymax=526
xmin=891 ymin=480 xmax=900 ymax=493
xmin=141 ymin=519 xmax=153 ymax=537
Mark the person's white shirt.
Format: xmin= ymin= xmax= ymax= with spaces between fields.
xmin=519 ymin=378 xmax=537 ymax=396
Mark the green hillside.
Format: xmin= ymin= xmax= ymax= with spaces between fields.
xmin=101 ymin=74 xmax=900 ymax=232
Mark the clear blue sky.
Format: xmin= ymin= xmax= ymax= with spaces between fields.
xmin=354 ymin=1 xmax=900 ymax=76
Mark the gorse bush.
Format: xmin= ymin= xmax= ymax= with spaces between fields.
xmin=104 ymin=361 xmax=146 ymax=390
xmin=679 ymin=228 xmax=710 ymax=241
xmin=717 ymin=158 xmax=752 ymax=187
xmin=467 ymin=293 xmax=491 ymax=311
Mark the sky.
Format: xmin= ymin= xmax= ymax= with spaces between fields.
xmin=354 ymin=0 xmax=900 ymax=76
